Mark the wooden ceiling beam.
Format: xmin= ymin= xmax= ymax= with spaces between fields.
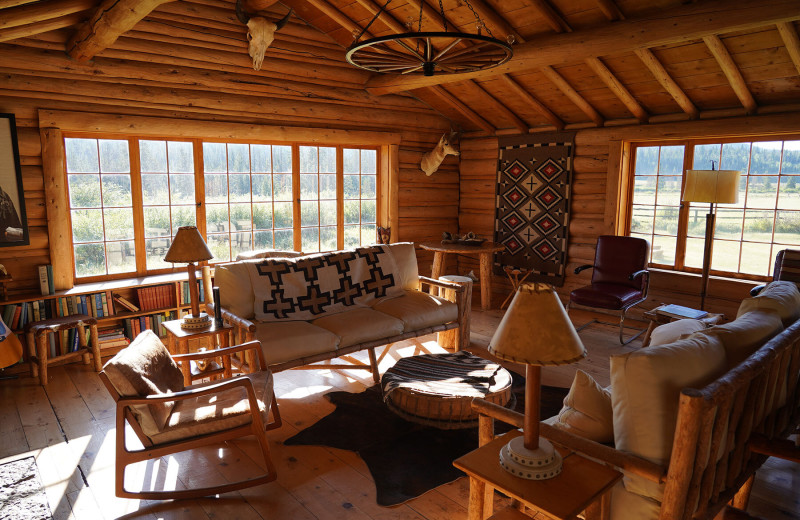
xmin=777 ymin=22 xmax=800 ymax=76
xmin=524 ymin=0 xmax=572 ymax=33
xmin=0 ymin=12 xmax=83 ymax=42
xmin=466 ymin=81 xmax=529 ymax=133
xmin=594 ymin=0 xmax=625 ymax=21
xmin=634 ymin=48 xmax=700 ymax=119
xmin=404 ymin=0 xmax=446 ymax=31
xmin=306 ymin=0 xmax=368 ymax=40
xmin=365 ymin=0 xmax=800 ymax=95
xmin=66 ymin=0 xmax=175 ymax=62
xmin=703 ymin=35 xmax=757 ymax=114
xmin=0 ymin=0 xmax=93 ymax=31
xmin=0 ymin=0 xmax=38 ymax=9
xmin=500 ymin=74 xmax=564 ymax=130
xmin=585 ymin=56 xmax=647 ymax=122
xmin=541 ymin=65 xmax=604 ymax=126
xmin=465 ymin=0 xmax=525 ymax=42
xmin=427 ymin=85 xmax=495 ymax=133
xmin=353 ymin=0 xmax=406 ymax=34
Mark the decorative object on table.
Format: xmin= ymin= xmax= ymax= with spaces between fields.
xmin=0 ymin=456 xmax=51 ymax=519
xmin=441 ymin=230 xmax=486 ymax=245
xmin=0 ymin=113 xmax=29 ymax=247
xmin=465 ymin=270 xmax=478 ymax=282
xmin=0 ymin=312 xmax=22 ymax=379
xmin=376 ymin=225 xmax=391 ymax=245
xmin=494 ymin=132 xmax=575 ymax=287
xmin=285 ymin=373 xmax=570 ymax=507
xmin=164 ymin=226 xmax=214 ymax=330
xmin=0 ymin=263 xmax=11 ymax=300
xmin=421 ymin=131 xmax=460 ymax=176
xmin=234 ymin=0 xmax=292 ymax=71
xmin=568 ymin=235 xmax=650 ymax=344
xmin=213 ymin=286 xmax=223 ymax=328
xmin=488 ymin=283 xmax=586 ymax=480
xmin=345 ymin=0 xmax=512 ymax=77
xmin=681 ymin=161 xmax=740 ymax=310
xmin=501 ymin=265 xmax=532 ymax=309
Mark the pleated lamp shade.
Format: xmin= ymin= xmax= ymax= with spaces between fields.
xmin=488 ymin=283 xmax=586 ymax=366
xmin=164 ymin=226 xmax=213 ymax=264
xmin=682 ymin=169 xmax=741 ymax=204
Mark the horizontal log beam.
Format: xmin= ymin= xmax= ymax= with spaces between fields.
xmin=365 ymin=0 xmax=800 ymax=95
xmin=0 ymin=12 xmax=83 ymax=42
xmin=0 ymin=0 xmax=93 ymax=31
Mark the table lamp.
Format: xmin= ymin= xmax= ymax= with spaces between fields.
xmin=164 ymin=226 xmax=214 ymax=330
xmin=488 ymin=283 xmax=586 ymax=480
xmin=681 ymin=162 xmax=740 ymax=310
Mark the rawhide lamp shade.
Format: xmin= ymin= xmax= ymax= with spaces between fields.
xmin=489 ymin=283 xmax=586 ymax=480
xmin=164 ymin=226 xmax=213 ymax=330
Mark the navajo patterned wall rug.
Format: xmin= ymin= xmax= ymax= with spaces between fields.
xmin=494 ymin=132 xmax=575 ymax=286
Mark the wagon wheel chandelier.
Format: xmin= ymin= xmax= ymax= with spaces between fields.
xmin=346 ymin=0 xmax=514 ymax=77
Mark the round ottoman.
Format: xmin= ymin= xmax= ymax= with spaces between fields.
xmin=381 ymin=351 xmax=514 ymax=429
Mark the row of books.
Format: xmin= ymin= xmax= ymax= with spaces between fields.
xmin=136 ymin=284 xmax=177 ymax=312
xmin=44 ymin=325 xmax=89 ymax=359
xmin=122 ymin=311 xmax=178 ymax=341
xmin=179 ymin=280 xmax=206 ymax=305
xmin=96 ymin=326 xmax=131 ymax=350
xmin=1 ymin=292 xmax=111 ymax=331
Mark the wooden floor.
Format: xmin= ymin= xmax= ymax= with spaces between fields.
xmin=1 ymin=307 xmax=798 ymax=520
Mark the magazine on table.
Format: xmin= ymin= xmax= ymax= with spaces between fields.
xmin=656 ymin=304 xmax=708 ymax=320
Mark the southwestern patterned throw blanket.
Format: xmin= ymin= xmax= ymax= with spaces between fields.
xmin=494 ymin=132 xmax=576 ymax=287
xmin=247 ymin=245 xmax=404 ymax=321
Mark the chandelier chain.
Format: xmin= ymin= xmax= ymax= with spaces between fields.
xmin=353 ymin=0 xmax=392 ymax=43
xmin=438 ymin=0 xmax=448 ymax=32
xmin=464 ymin=0 xmax=494 ymax=38
xmin=417 ymin=0 xmax=423 ymax=32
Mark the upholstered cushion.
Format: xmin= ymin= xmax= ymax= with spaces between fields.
xmin=372 ymin=290 xmax=458 ymax=332
xmin=235 ymin=249 xmax=303 ymax=261
xmin=649 ymin=319 xmax=706 ymax=347
xmin=215 ymin=261 xmax=256 ymax=320
xmin=102 ymin=330 xmax=184 ymax=434
xmin=149 ymin=370 xmax=273 ymax=444
xmin=591 ymin=235 xmax=649 ymax=290
xmin=737 ymin=281 xmax=800 ymax=326
xmin=253 ymin=320 xmax=339 ymax=366
xmin=569 ymin=283 xmax=644 ymax=310
xmin=611 ymin=333 xmax=727 ymax=501
xmin=385 ymin=242 xmax=420 ymax=290
xmin=610 ymin=481 xmax=660 ymax=520
xmin=313 ymin=307 xmax=405 ymax=348
xmin=548 ymin=370 xmax=613 ymax=443
xmin=700 ymin=310 xmax=783 ymax=368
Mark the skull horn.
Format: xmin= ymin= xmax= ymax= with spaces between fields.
xmin=235 ymin=0 xmax=250 ymax=25
xmin=275 ymin=8 xmax=293 ymax=31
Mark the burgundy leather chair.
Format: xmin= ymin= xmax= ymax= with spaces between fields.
xmin=750 ymin=249 xmax=800 ymax=296
xmin=567 ymin=235 xmax=650 ymax=344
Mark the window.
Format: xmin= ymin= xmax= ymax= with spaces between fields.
xmin=64 ymin=135 xmax=382 ymax=280
xmin=628 ymin=137 xmax=800 ymax=278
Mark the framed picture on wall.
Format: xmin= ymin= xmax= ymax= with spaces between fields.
xmin=0 ymin=113 xmax=28 ymax=247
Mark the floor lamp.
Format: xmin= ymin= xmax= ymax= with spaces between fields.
xmin=681 ymin=164 xmax=740 ymax=311
xmin=488 ymin=283 xmax=586 ymax=480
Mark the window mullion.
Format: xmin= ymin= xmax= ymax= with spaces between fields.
xmin=291 ymin=144 xmax=301 ymax=252
xmin=193 ymin=138 xmax=207 ymax=238
xmin=336 ymin=146 xmax=344 ymax=250
xmin=675 ymin=141 xmax=694 ymax=270
xmin=128 ymin=138 xmax=147 ymax=275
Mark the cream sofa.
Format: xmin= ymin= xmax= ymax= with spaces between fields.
xmin=475 ymin=281 xmax=800 ymax=520
xmin=202 ymin=242 xmax=469 ymax=383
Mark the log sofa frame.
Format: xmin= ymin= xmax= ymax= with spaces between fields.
xmin=473 ymin=318 xmax=800 ymax=520
xmin=201 ymin=267 xmax=468 ymax=383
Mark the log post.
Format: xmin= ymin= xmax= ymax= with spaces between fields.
xmin=40 ymin=127 xmax=74 ymax=290
xmin=437 ymin=275 xmax=472 ymax=351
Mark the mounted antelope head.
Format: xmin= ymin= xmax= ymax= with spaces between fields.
xmin=235 ymin=0 xmax=293 ymax=71
xmin=421 ymin=131 xmax=460 ymax=176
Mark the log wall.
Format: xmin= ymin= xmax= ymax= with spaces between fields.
xmin=458 ymin=112 xmax=800 ymax=320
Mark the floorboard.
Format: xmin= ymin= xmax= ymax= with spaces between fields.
xmin=0 ymin=307 xmax=797 ymax=519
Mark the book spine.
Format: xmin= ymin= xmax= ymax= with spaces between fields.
xmin=101 ymin=292 xmax=109 ymax=316
xmin=94 ymin=293 xmax=103 ymax=317
xmin=46 ymin=265 xmax=54 ymax=295
xmin=37 ymin=266 xmax=49 ymax=296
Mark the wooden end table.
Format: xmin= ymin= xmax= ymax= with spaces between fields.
xmin=419 ymin=241 xmax=505 ymax=310
xmin=454 ymin=430 xmax=622 ymax=520
xmin=641 ymin=304 xmax=725 ymax=347
xmin=162 ymin=319 xmax=234 ymax=385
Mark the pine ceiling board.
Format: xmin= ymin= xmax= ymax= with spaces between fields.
xmin=474 ymin=77 xmax=553 ymax=128
xmin=683 ymin=83 xmax=748 ymax=110
xmin=615 ymin=0 xmax=684 ymax=17
xmin=409 ymin=87 xmax=484 ymax=132
xmin=507 ymin=70 xmax=591 ymax=124
xmin=748 ymin=77 xmax=800 ymax=104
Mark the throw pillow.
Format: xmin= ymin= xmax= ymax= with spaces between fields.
xmin=550 ymin=369 xmax=613 ymax=443
xmin=648 ymin=319 xmax=706 ymax=347
xmin=699 ymin=309 xmax=783 ymax=368
xmin=737 ymin=281 xmax=800 ymax=325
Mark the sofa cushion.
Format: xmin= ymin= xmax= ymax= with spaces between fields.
xmin=737 ymin=280 xmax=800 ymax=325
xmin=372 ymin=290 xmax=458 ymax=332
xmin=149 ymin=370 xmax=273 ymax=444
xmin=649 ymin=319 xmax=706 ymax=347
xmin=248 ymin=245 xmax=404 ymax=322
xmin=215 ymin=261 xmax=256 ymax=320
xmin=312 ymin=307 xmax=405 ymax=348
xmin=235 ymin=249 xmax=303 ymax=260
xmin=700 ymin=310 xmax=783 ymax=368
xmin=253 ymin=320 xmax=339 ymax=366
xmin=610 ymin=481 xmax=660 ymax=520
xmin=384 ymin=242 xmax=420 ymax=290
xmin=548 ymin=369 xmax=613 ymax=443
xmin=102 ymin=330 xmax=185 ymax=435
xmin=611 ymin=333 xmax=726 ymax=501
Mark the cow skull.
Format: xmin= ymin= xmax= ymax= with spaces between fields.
xmin=421 ymin=131 xmax=460 ymax=176
xmin=236 ymin=0 xmax=292 ymax=71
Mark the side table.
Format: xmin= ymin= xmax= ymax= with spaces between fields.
xmin=162 ymin=319 xmax=233 ymax=385
xmin=453 ymin=430 xmax=622 ymax=520
xmin=641 ymin=304 xmax=724 ymax=347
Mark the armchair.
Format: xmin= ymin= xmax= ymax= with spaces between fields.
xmin=750 ymin=249 xmax=800 ymax=296
xmin=99 ymin=330 xmax=281 ymax=499
xmin=567 ymin=235 xmax=650 ymax=344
